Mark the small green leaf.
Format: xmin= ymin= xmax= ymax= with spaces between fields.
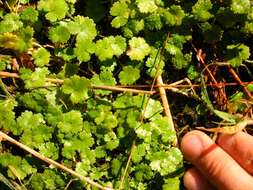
xmin=127 ymin=37 xmax=151 ymax=60
xmin=119 ymin=66 xmax=140 ymax=85
xmin=110 ymin=1 xmax=130 ymax=28
xmin=136 ymin=0 xmax=158 ymax=13
xmin=213 ymin=110 xmax=239 ymax=124
xmin=20 ymin=7 xmax=39 ymax=23
xmin=48 ymin=25 xmax=70 ymax=43
xmin=32 ymin=48 xmax=50 ymax=67
xmin=231 ymin=0 xmax=250 ymax=14
xmin=226 ymin=44 xmax=250 ymax=67
xmin=192 ymin=0 xmax=213 ymax=21
xmin=38 ymin=0 xmax=68 ymax=22
xmin=57 ymin=110 xmax=83 ymax=134
xmin=62 ymin=75 xmax=91 ymax=104
xmin=91 ymin=70 xmax=116 ymax=95
xmin=95 ymin=36 xmax=126 ymax=61
xmin=21 ymin=67 xmax=49 ymax=89
xmin=67 ymin=16 xmax=97 ymax=40
xmin=0 ymin=13 xmax=23 ymax=33
xmin=74 ymin=38 xmax=95 ymax=62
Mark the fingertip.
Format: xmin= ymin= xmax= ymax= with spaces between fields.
xmin=182 ymin=131 xmax=253 ymax=190
xmin=184 ymin=168 xmax=214 ymax=190
xmin=181 ymin=130 xmax=211 ymax=162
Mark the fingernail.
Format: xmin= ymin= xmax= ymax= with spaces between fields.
xmin=181 ymin=133 xmax=204 ymax=161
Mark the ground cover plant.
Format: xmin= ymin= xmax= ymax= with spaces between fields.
xmin=0 ymin=0 xmax=252 ymax=189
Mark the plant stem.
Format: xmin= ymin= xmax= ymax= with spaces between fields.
xmin=157 ymin=75 xmax=178 ymax=146
xmin=0 ymin=131 xmax=113 ymax=190
xmin=0 ymin=71 xmax=156 ymax=95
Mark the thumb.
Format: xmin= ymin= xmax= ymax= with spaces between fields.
xmin=181 ymin=131 xmax=253 ymax=190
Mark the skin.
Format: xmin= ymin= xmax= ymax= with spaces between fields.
xmin=181 ymin=131 xmax=253 ymax=190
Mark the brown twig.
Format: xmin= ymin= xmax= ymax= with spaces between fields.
xmin=157 ymin=75 xmax=178 ymax=146
xmin=193 ymin=47 xmax=228 ymax=105
xmin=227 ymin=65 xmax=253 ymax=100
xmin=0 ymin=71 xmax=155 ymax=95
xmin=0 ymin=131 xmax=113 ymax=190
xmin=118 ymin=143 xmax=136 ymax=190
xmin=119 ymin=81 xmax=253 ymax=88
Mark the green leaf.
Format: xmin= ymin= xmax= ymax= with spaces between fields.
xmin=149 ymin=148 xmax=183 ymax=176
xmin=0 ymin=26 xmax=34 ymax=53
xmin=0 ymin=55 xmax=12 ymax=71
xmin=20 ymin=7 xmax=39 ymax=23
xmin=20 ymin=67 xmax=49 ymax=89
xmin=32 ymin=48 xmax=50 ymax=67
xmin=0 ymin=98 xmax=17 ymax=133
xmin=134 ymin=163 xmax=153 ymax=181
xmin=61 ymin=135 xmax=94 ymax=159
xmin=39 ymin=142 xmax=59 ymax=160
xmin=127 ymin=37 xmax=151 ymax=60
xmin=15 ymin=26 xmax=34 ymax=53
xmin=91 ymin=70 xmax=116 ymax=95
xmin=110 ymin=1 xmax=130 ymax=28
xmin=29 ymin=169 xmax=66 ymax=190
xmin=67 ymin=16 xmax=97 ymax=40
xmin=136 ymin=0 xmax=158 ymax=13
xmin=104 ymin=131 xmax=119 ymax=150
xmin=62 ymin=75 xmax=91 ymax=104
xmin=144 ymin=98 xmax=162 ymax=119
xmin=75 ymin=160 xmax=91 ymax=176
xmin=0 ymin=153 xmax=36 ymax=180
xmin=192 ymin=0 xmax=213 ymax=21
xmin=0 ymin=13 xmax=23 ymax=33
xmin=57 ymin=110 xmax=83 ymax=134
xmin=95 ymin=36 xmax=126 ymax=61
xmin=38 ymin=0 xmax=68 ymax=22
xmin=74 ymin=38 xmax=95 ymax=62
xmin=145 ymin=14 xmax=163 ymax=30
xmin=17 ymin=111 xmax=53 ymax=148
xmin=213 ymin=110 xmax=239 ymax=124
xmin=132 ymin=143 xmax=148 ymax=163
xmin=163 ymin=177 xmax=181 ymax=190
xmin=231 ymin=0 xmax=250 ymax=14
xmin=225 ymin=44 xmax=250 ymax=67
xmin=119 ymin=66 xmax=140 ymax=85
xmin=146 ymin=48 xmax=165 ymax=77
xmin=48 ymin=25 xmax=70 ymax=43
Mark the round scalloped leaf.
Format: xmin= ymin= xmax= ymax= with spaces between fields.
xmin=32 ymin=48 xmax=50 ymax=67
xmin=127 ymin=37 xmax=151 ymax=60
xmin=57 ymin=110 xmax=83 ymax=134
xmin=110 ymin=1 xmax=130 ymax=28
xmin=74 ymin=38 xmax=95 ymax=62
xmin=62 ymin=75 xmax=91 ymax=104
xmin=225 ymin=44 xmax=250 ymax=67
xmin=95 ymin=36 xmax=126 ymax=61
xmin=119 ymin=66 xmax=140 ymax=85
xmin=192 ymin=0 xmax=213 ymax=21
xmin=67 ymin=16 xmax=97 ymax=40
xmin=20 ymin=7 xmax=39 ymax=23
xmin=231 ymin=0 xmax=250 ymax=14
xmin=48 ymin=25 xmax=70 ymax=43
xmin=91 ymin=70 xmax=116 ymax=95
xmin=38 ymin=0 xmax=68 ymax=22
xmin=0 ymin=13 xmax=23 ymax=33
xmin=136 ymin=0 xmax=158 ymax=13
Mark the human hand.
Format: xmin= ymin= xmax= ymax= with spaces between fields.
xmin=181 ymin=130 xmax=253 ymax=190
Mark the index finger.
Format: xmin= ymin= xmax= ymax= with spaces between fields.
xmin=181 ymin=130 xmax=253 ymax=190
